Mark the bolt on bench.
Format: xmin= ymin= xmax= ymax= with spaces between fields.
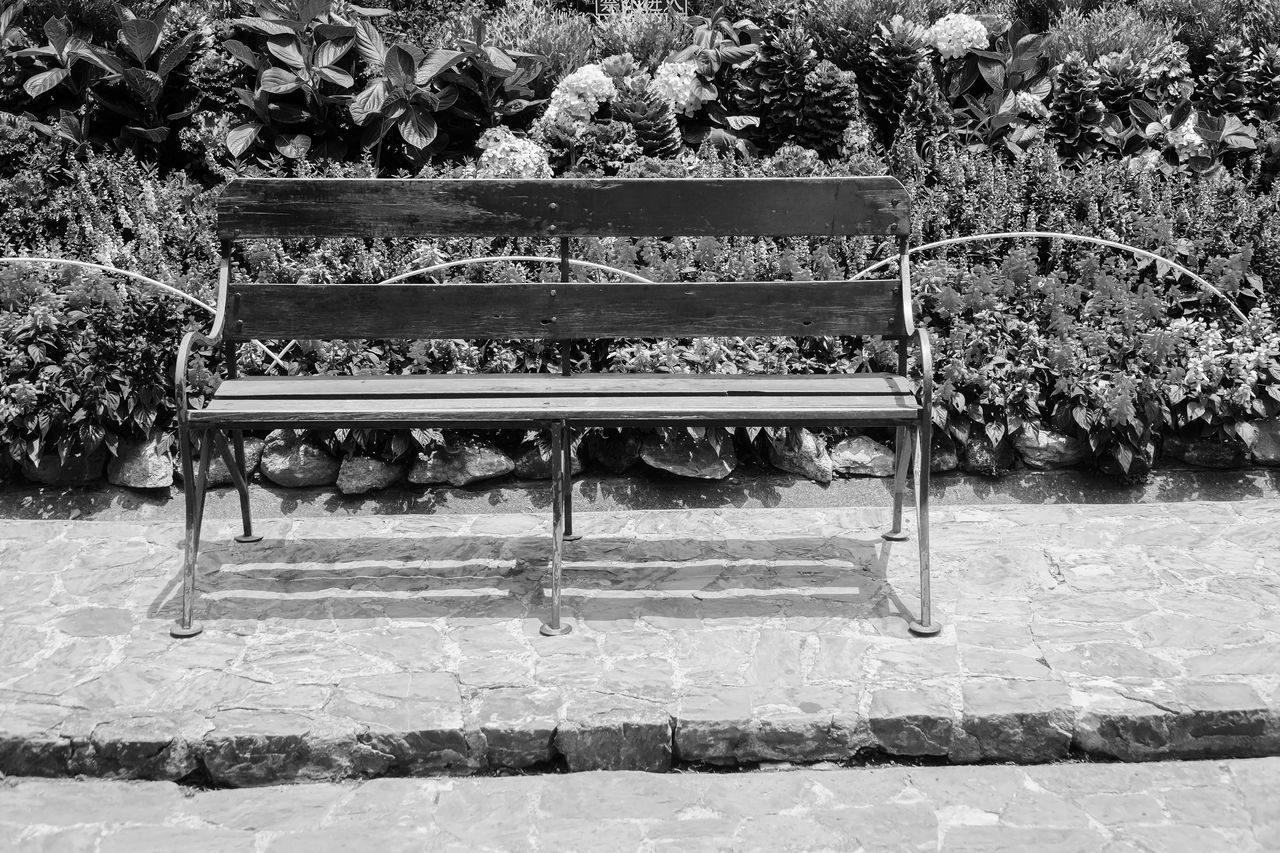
xmin=172 ymin=177 xmax=938 ymax=639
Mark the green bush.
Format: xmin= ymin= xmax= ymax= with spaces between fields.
xmin=592 ymin=8 xmax=691 ymax=68
xmin=0 ymin=268 xmax=201 ymax=466
xmin=485 ymin=0 xmax=594 ymax=96
xmin=1047 ymin=2 xmax=1179 ymax=65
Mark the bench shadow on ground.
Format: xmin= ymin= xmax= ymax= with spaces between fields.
xmin=146 ymin=532 xmax=920 ymax=628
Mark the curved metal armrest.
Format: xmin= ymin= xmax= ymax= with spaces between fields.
xmin=174 ymin=329 xmax=218 ymax=421
xmin=911 ymin=326 xmax=933 ymax=419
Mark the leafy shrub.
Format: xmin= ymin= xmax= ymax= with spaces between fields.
xmin=592 ymin=8 xmax=691 ymax=68
xmin=860 ymin=15 xmax=928 ymax=148
xmin=1048 ymin=2 xmax=1179 ymax=65
xmin=0 ymin=128 xmax=221 ymax=284
xmin=1198 ymin=38 xmax=1254 ymax=118
xmin=0 ymin=267 xmax=200 ymax=465
xmin=800 ymin=0 xmax=968 ymax=72
xmin=484 ymin=0 xmax=593 ymax=96
xmin=1046 ymin=51 xmax=1103 ymax=161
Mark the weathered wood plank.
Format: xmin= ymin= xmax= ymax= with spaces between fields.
xmin=226 ymin=280 xmax=907 ymax=340
xmin=191 ymin=392 xmax=918 ymax=429
xmin=214 ymin=373 xmax=916 ymax=399
xmin=218 ymin=178 xmax=911 ymax=239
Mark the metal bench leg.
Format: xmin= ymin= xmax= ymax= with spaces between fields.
xmin=172 ymin=431 xmax=213 ymax=638
xmin=562 ymin=423 xmax=581 ymax=541
xmin=217 ymin=430 xmax=261 ymax=543
xmin=883 ymin=426 xmax=911 ymax=541
xmin=541 ymin=424 xmax=572 ymax=636
xmin=909 ymin=423 xmax=941 ymax=636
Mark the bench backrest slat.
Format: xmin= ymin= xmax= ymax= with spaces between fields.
xmin=217 ymin=177 xmax=911 ymax=239
xmin=226 ymin=281 xmax=908 ymax=340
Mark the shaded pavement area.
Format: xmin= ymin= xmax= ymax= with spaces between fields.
xmin=1 ymin=501 xmax=1278 ymax=784
xmin=3 ymin=757 xmax=1278 ymax=851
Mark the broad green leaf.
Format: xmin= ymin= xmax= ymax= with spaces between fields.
xmin=225 ymin=121 xmax=262 ymax=156
xmin=222 ymin=39 xmax=260 ymax=69
xmin=348 ymin=5 xmax=393 ymax=16
xmin=314 ymin=36 xmax=353 ymax=67
xmin=384 ymin=43 xmax=416 ymax=88
xmin=397 ymin=106 xmax=436 ymax=149
xmin=353 ymin=18 xmax=385 ymax=68
xmin=274 ymin=132 xmax=311 ymax=158
xmin=23 ymin=67 xmax=68 ymax=98
xmin=122 ymin=67 xmax=163 ymax=105
xmin=230 ymin=16 xmax=297 ymax=37
xmin=414 ymin=47 xmax=464 ymax=85
xmin=267 ymin=34 xmax=306 ymax=70
xmin=1128 ymin=99 xmax=1159 ymax=125
xmin=481 ymin=44 xmax=517 ymax=76
xmin=157 ymin=32 xmax=197 ymax=77
xmin=349 ymin=78 xmax=388 ymax=124
xmin=43 ymin=15 xmax=69 ymax=55
xmin=121 ymin=17 xmax=161 ymax=62
xmin=298 ymin=0 xmax=329 ymax=23
xmin=315 ymin=65 xmax=353 ymax=87
xmin=0 ymin=1 xmax=25 ymax=36
xmin=260 ymin=67 xmax=301 ymax=93
xmin=312 ymin=23 xmax=356 ymax=40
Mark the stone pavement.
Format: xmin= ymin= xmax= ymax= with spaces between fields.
xmin=3 ymin=757 xmax=1278 ymax=851
xmin=1 ymin=501 xmax=1279 ymax=784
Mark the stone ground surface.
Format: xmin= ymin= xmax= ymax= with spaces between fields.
xmin=2 ymin=500 xmax=1279 ymax=784
xmin=3 ymin=757 xmax=1279 ymax=851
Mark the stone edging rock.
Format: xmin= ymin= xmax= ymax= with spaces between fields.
xmin=10 ymin=420 xmax=1280 ymax=493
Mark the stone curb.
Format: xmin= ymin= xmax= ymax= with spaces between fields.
xmin=5 ymin=687 xmax=1280 ymax=785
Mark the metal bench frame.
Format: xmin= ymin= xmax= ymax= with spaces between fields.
xmin=172 ymin=177 xmax=938 ymax=639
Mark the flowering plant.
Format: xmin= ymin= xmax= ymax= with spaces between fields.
xmin=651 ymin=60 xmax=702 ymax=116
xmin=926 ymin=13 xmax=988 ymax=61
xmin=536 ymin=63 xmax=616 ymax=131
xmin=475 ymin=126 xmax=551 ymax=178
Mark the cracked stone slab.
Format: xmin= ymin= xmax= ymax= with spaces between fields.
xmin=0 ymin=501 xmax=1278 ymax=783
xmin=3 ymin=758 xmax=1280 ymax=851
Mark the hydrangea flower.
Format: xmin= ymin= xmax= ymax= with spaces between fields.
xmin=1165 ymin=117 xmax=1207 ymax=159
xmin=476 ymin=127 xmax=552 ymax=179
xmin=1013 ymin=91 xmax=1048 ymax=119
xmin=5 ymin=379 xmax=39 ymax=413
xmin=926 ymin=13 xmax=988 ymax=61
xmin=538 ymin=63 xmax=617 ymax=130
xmin=651 ymin=61 xmax=702 ymax=117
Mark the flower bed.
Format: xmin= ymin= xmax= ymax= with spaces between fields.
xmin=1 ymin=0 xmax=1278 ymax=489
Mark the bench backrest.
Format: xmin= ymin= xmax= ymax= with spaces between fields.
xmin=214 ymin=177 xmax=913 ymax=342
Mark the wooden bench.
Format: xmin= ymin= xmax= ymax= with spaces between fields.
xmin=172 ymin=177 xmax=938 ymax=639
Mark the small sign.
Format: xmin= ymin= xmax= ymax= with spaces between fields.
xmin=594 ymin=0 xmax=688 ymax=17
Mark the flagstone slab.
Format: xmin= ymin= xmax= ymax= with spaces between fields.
xmin=0 ymin=500 xmax=1278 ymax=783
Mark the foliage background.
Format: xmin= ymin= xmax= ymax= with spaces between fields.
xmin=0 ymin=0 xmax=1278 ymax=481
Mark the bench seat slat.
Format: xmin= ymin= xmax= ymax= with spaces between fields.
xmin=191 ymin=391 xmax=919 ymax=429
xmin=213 ymin=373 xmax=916 ymax=399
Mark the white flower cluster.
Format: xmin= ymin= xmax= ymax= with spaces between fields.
xmin=538 ymin=63 xmax=617 ymax=130
xmin=841 ymin=119 xmax=875 ymax=157
xmin=1165 ymin=117 xmax=1207 ymax=159
xmin=651 ymin=61 xmax=702 ymax=117
xmin=475 ymin=126 xmax=551 ymax=179
xmin=1013 ymin=91 xmax=1049 ymax=119
xmin=926 ymin=13 xmax=988 ymax=61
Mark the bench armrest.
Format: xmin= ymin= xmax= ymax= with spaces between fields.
xmin=174 ymin=329 xmax=218 ymax=423
xmin=911 ymin=326 xmax=933 ymax=421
